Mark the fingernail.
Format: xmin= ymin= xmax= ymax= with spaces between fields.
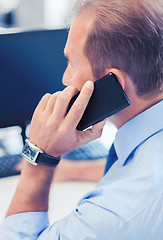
xmin=85 ymin=81 xmax=93 ymax=89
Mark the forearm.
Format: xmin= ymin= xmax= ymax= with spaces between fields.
xmin=54 ymin=159 xmax=106 ymax=182
xmin=6 ymin=160 xmax=55 ymax=217
xmin=6 ymin=82 xmax=105 ymax=217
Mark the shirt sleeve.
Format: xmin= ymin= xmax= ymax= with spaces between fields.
xmin=0 ymin=200 xmax=132 ymax=240
xmin=0 ymin=212 xmax=49 ymax=240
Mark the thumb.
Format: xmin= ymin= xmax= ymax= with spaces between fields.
xmin=91 ymin=119 xmax=106 ymax=138
xmin=79 ymin=119 xmax=106 ymax=146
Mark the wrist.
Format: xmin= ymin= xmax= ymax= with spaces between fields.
xmin=21 ymin=139 xmax=61 ymax=167
xmin=6 ymin=161 xmax=56 ymax=217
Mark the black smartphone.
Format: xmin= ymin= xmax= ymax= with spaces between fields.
xmin=67 ymin=73 xmax=130 ymax=131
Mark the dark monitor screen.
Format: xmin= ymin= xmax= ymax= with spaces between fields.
xmin=0 ymin=29 xmax=68 ymax=128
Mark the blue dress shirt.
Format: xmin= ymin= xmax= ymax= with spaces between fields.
xmin=0 ymin=100 xmax=163 ymax=240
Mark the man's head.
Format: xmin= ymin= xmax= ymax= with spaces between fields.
xmin=63 ymin=13 xmax=95 ymax=90
xmin=63 ymin=0 xmax=163 ymax=128
xmin=70 ymin=0 xmax=163 ymax=98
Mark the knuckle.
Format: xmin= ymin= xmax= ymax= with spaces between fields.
xmin=43 ymin=93 xmax=51 ymax=99
xmin=97 ymin=129 xmax=103 ymax=138
xmin=59 ymin=86 xmax=76 ymax=102
xmin=98 ymin=131 xmax=103 ymax=138
xmin=59 ymin=126 xmax=68 ymax=136
xmin=39 ymin=93 xmax=51 ymax=105
xmin=58 ymin=91 xmax=67 ymax=102
xmin=92 ymin=128 xmax=103 ymax=139
xmin=73 ymin=103 xmax=84 ymax=113
xmin=46 ymin=117 xmax=57 ymax=128
xmin=53 ymin=91 xmax=61 ymax=97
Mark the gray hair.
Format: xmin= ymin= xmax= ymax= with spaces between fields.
xmin=71 ymin=0 xmax=163 ymax=97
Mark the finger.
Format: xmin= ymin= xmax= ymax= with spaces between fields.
xmin=35 ymin=93 xmax=51 ymax=112
xmin=44 ymin=91 xmax=61 ymax=115
xmin=51 ymin=85 xmax=77 ymax=119
xmin=91 ymin=119 xmax=106 ymax=136
xmin=65 ymin=81 xmax=94 ymax=129
xmin=78 ymin=119 xmax=106 ymax=145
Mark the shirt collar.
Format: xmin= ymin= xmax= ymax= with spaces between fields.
xmin=114 ymin=100 xmax=163 ymax=166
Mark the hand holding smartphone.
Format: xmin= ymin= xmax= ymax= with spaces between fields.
xmin=67 ymin=73 xmax=130 ymax=131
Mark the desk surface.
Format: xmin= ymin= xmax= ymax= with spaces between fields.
xmin=0 ymin=175 xmax=96 ymax=224
xmin=0 ymin=122 xmax=117 ymax=223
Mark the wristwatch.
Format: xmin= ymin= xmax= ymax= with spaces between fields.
xmin=21 ymin=139 xmax=61 ymax=167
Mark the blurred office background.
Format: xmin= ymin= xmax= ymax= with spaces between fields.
xmin=0 ymin=0 xmax=76 ymax=30
xmin=0 ymin=0 xmax=117 ymax=223
xmin=0 ymin=0 xmax=117 ymax=157
xmin=0 ymin=0 xmax=78 ymax=154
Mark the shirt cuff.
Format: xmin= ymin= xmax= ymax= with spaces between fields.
xmin=0 ymin=212 xmax=49 ymax=240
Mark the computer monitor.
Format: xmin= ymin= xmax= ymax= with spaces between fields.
xmin=0 ymin=29 xmax=68 ymax=128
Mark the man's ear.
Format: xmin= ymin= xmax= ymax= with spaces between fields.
xmin=105 ymin=68 xmax=126 ymax=90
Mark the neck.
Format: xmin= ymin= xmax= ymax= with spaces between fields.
xmin=109 ymin=93 xmax=163 ymax=129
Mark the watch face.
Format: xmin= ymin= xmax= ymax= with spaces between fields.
xmin=21 ymin=141 xmax=39 ymax=165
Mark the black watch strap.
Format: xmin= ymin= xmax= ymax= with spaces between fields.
xmin=21 ymin=139 xmax=61 ymax=167
xmin=37 ymin=153 xmax=61 ymax=167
